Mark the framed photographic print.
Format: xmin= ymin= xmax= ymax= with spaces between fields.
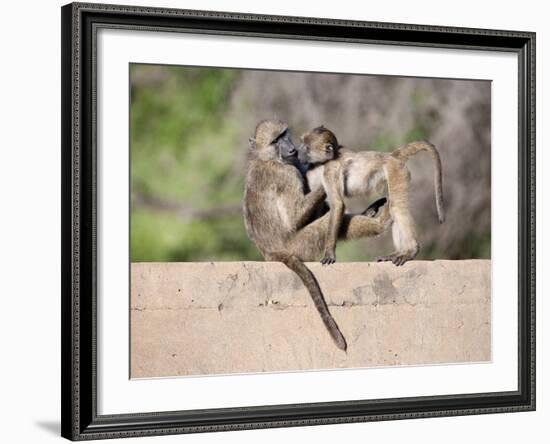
xmin=61 ymin=2 xmax=536 ymax=440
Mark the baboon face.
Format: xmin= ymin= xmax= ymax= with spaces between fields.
xmin=250 ymin=119 xmax=298 ymax=164
xmin=273 ymin=127 xmax=298 ymax=163
xmin=298 ymin=126 xmax=339 ymax=165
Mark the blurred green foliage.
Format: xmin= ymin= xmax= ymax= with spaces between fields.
xmin=371 ymin=124 xmax=428 ymax=153
xmin=130 ymin=64 xmax=261 ymax=262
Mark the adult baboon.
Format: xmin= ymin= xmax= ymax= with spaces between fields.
xmin=243 ymin=119 xmax=391 ymax=350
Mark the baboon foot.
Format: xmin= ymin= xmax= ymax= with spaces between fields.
xmin=377 ymin=251 xmax=416 ymax=266
xmin=321 ymin=250 xmax=336 ymax=265
xmin=362 ymin=197 xmax=388 ymax=217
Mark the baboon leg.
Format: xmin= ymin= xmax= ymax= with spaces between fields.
xmin=339 ymin=204 xmax=392 ymax=241
xmin=287 ymin=213 xmax=331 ymax=261
xmin=378 ymin=160 xmax=419 ymax=266
xmin=287 ymin=204 xmax=391 ymax=261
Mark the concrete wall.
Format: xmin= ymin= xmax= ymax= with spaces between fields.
xmin=130 ymin=260 xmax=491 ymax=378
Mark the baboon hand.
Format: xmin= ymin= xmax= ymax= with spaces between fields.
xmin=321 ymin=250 xmax=336 ymax=265
xmin=363 ymin=197 xmax=388 ymax=217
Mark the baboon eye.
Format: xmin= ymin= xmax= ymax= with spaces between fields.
xmin=272 ymin=129 xmax=288 ymax=144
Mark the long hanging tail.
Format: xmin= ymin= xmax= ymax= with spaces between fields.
xmin=392 ymin=140 xmax=445 ymax=224
xmin=273 ymin=253 xmax=347 ymax=351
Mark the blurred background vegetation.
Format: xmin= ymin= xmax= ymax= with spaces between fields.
xmin=130 ymin=64 xmax=491 ymax=263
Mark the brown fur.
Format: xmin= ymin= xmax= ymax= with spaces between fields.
xmin=243 ymin=120 xmax=392 ymax=350
xmin=299 ymin=126 xmax=444 ymax=266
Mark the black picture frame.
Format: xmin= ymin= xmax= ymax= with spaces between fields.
xmin=61 ymin=2 xmax=536 ymax=440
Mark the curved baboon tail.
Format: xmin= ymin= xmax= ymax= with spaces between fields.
xmin=273 ymin=254 xmax=347 ymax=351
xmin=392 ymin=140 xmax=445 ymax=224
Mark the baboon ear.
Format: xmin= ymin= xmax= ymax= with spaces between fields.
xmin=248 ymin=137 xmax=257 ymax=149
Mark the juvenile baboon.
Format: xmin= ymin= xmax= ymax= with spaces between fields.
xmin=243 ymin=119 xmax=392 ymax=350
xmin=298 ymin=126 xmax=444 ymax=266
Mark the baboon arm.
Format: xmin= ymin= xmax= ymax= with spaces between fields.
xmin=292 ymin=186 xmax=327 ymax=230
xmin=323 ymin=199 xmax=344 ymax=263
xmin=322 ymin=165 xmax=345 ymax=263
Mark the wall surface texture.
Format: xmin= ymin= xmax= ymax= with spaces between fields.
xmin=131 ymin=260 xmax=491 ymax=378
